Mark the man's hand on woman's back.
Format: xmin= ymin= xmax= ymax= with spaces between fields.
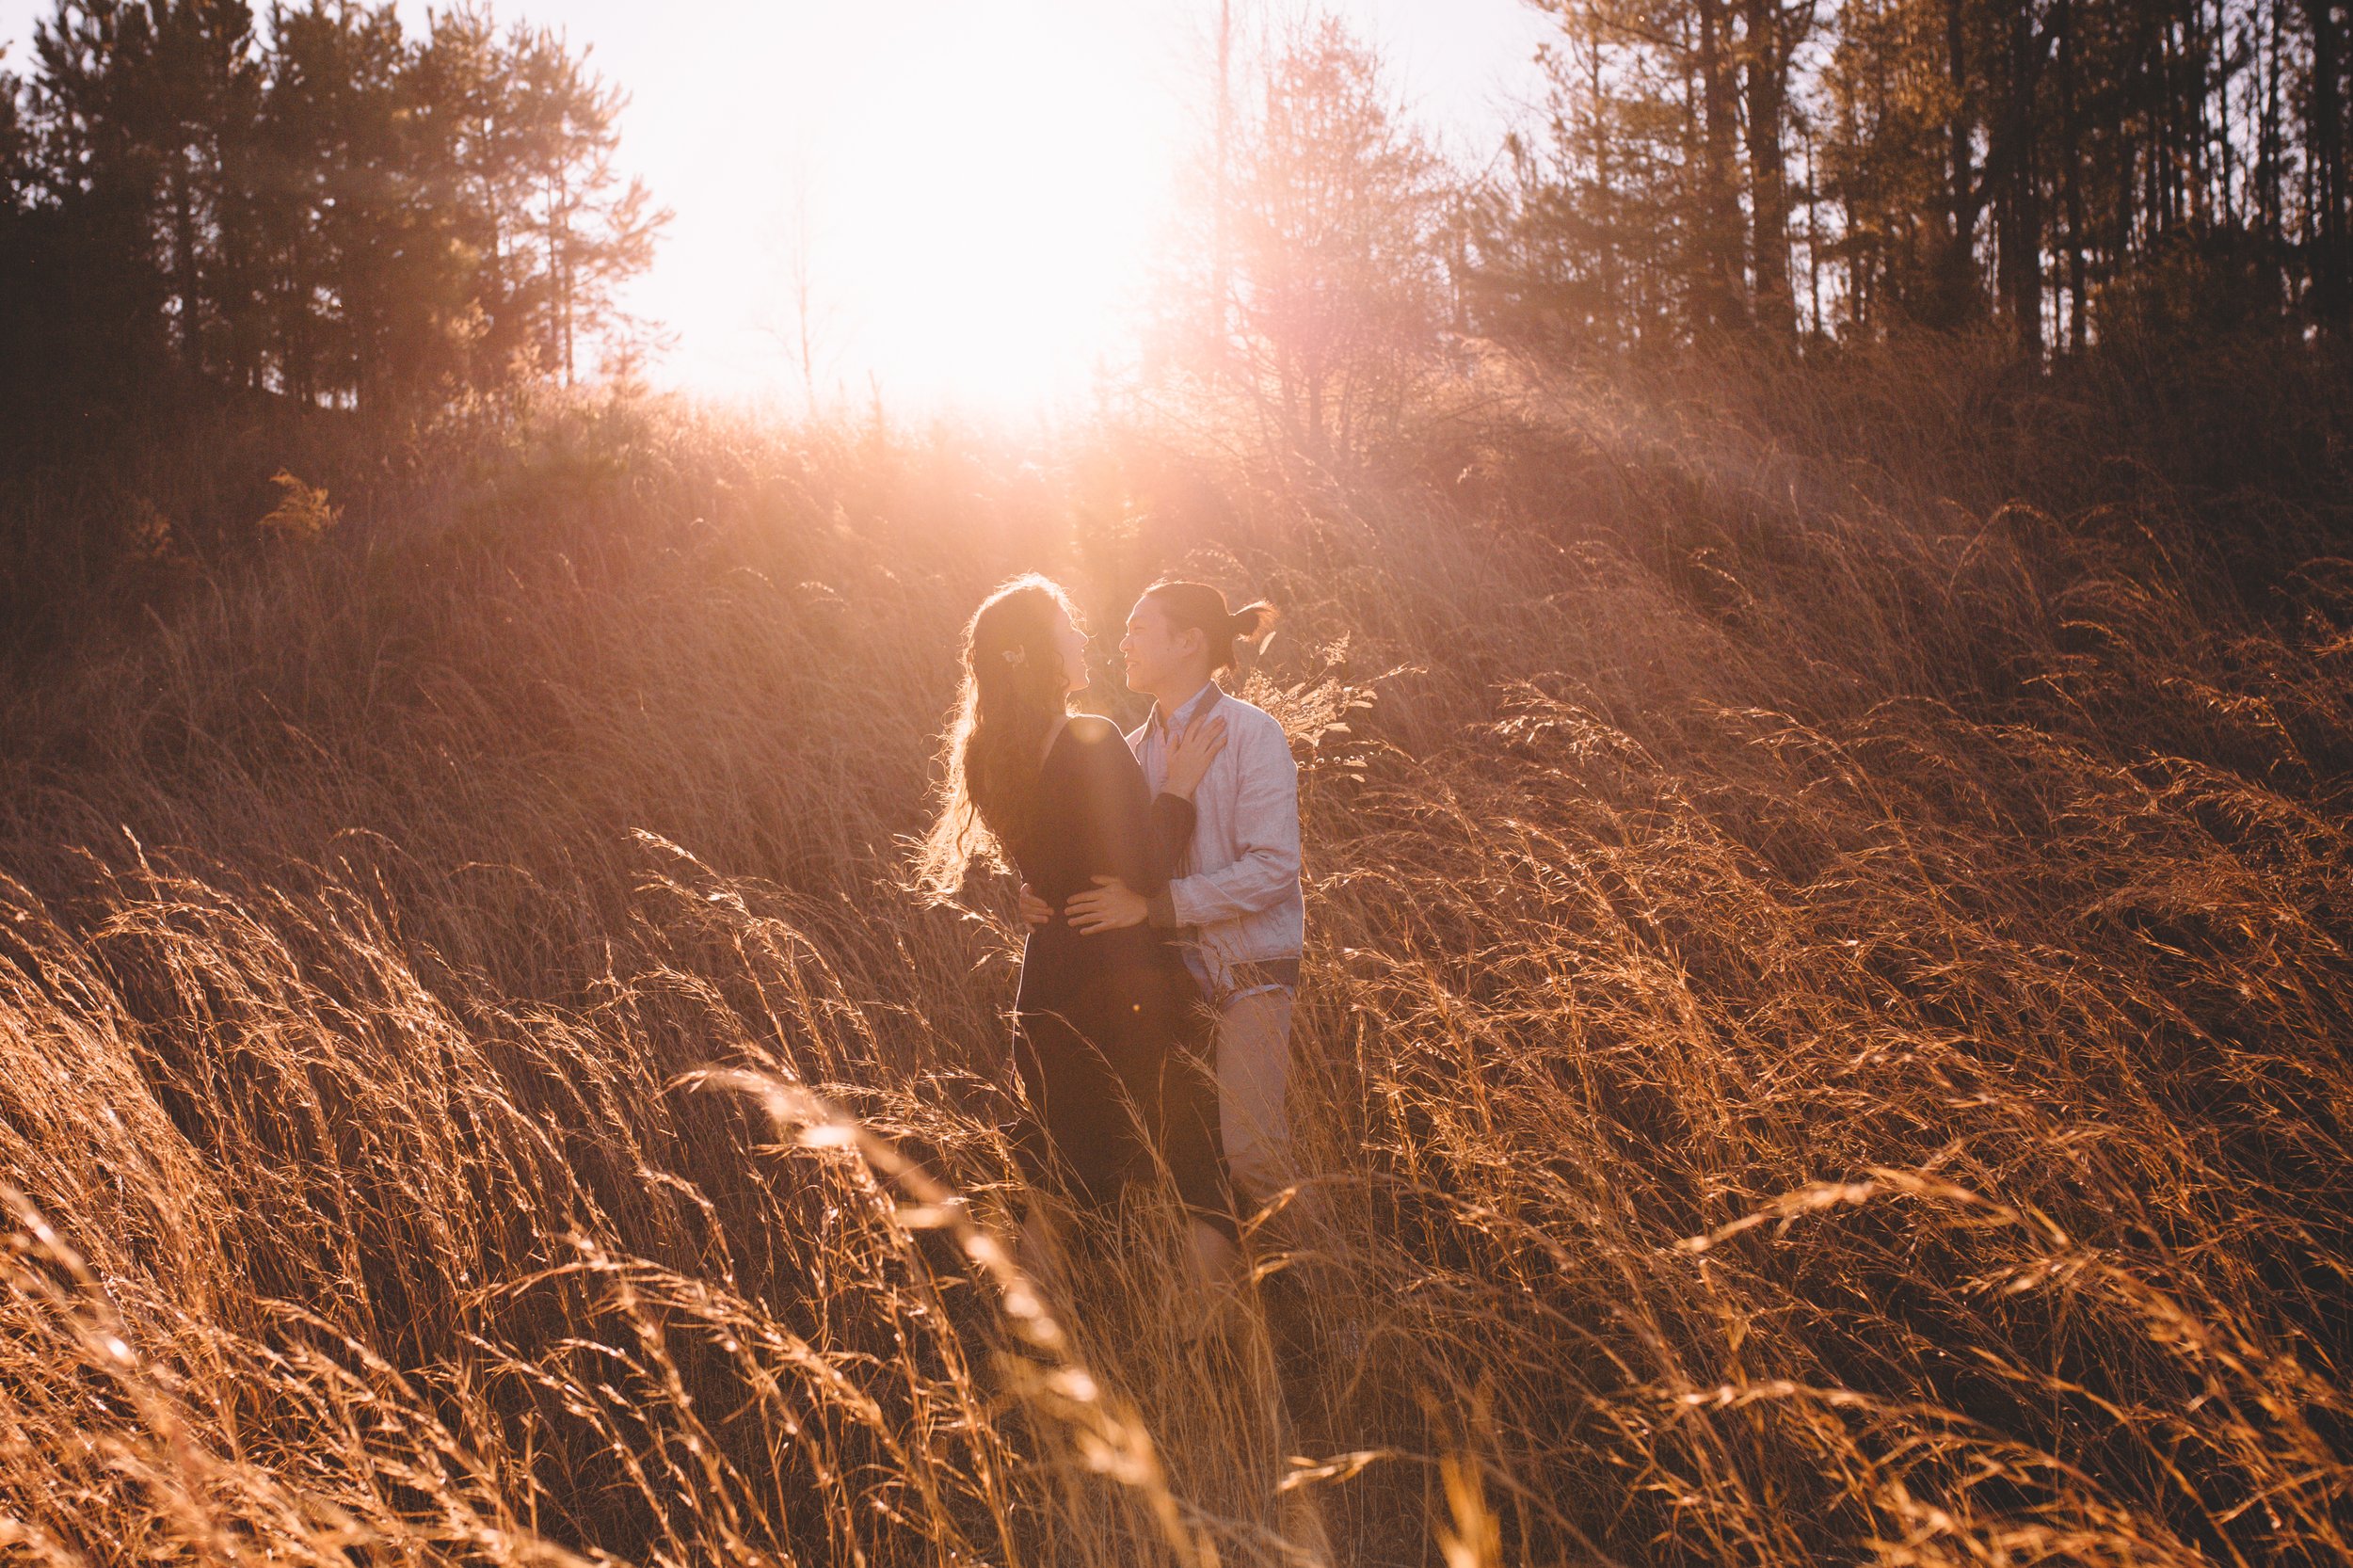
xmin=1016 ymin=877 xmax=1150 ymax=933
xmin=1066 ymin=876 xmax=1149 ymax=934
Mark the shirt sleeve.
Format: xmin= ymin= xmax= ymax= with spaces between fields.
xmin=1149 ymin=792 xmax=1197 ymax=884
xmin=1165 ymin=715 xmax=1301 ymax=927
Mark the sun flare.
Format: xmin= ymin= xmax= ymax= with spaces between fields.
xmin=830 ymin=7 xmax=1179 ymax=408
xmin=666 ymin=0 xmax=1193 ymax=414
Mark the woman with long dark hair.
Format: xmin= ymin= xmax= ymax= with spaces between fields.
xmin=915 ymin=574 xmax=1238 ymax=1288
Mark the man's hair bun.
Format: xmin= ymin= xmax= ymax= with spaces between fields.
xmin=1144 ymin=580 xmax=1279 ymax=674
xmin=1227 ymin=601 xmax=1279 ymax=644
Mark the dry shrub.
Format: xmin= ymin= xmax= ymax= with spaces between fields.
xmin=0 ymin=356 xmax=2348 ymax=1565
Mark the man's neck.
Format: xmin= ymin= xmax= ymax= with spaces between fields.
xmin=1152 ymin=675 xmax=1218 ymax=727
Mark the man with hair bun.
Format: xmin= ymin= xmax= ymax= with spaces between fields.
xmin=1030 ymin=579 xmax=1307 ymax=1219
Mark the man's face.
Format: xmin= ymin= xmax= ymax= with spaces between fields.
xmin=1120 ymin=598 xmax=1196 ymax=696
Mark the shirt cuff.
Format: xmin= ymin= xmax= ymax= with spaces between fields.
xmin=1147 ymin=889 xmax=1179 ymax=928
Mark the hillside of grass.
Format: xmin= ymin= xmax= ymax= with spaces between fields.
xmin=2 ymin=340 xmax=2350 ymax=1567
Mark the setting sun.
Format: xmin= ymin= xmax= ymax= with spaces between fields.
xmin=798 ymin=2 xmax=1182 ymax=410
xmin=373 ymin=0 xmax=1548 ymax=411
xmin=610 ymin=0 xmax=1197 ymax=413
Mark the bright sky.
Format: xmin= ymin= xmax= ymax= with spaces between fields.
xmin=0 ymin=0 xmax=1555 ymax=414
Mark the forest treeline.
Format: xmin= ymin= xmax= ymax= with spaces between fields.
xmin=3 ymin=0 xmax=2345 ymax=433
xmin=0 ymin=0 xmax=665 ymax=422
xmin=1132 ymin=0 xmax=2353 ymax=462
xmin=1477 ymin=0 xmax=2353 ymax=352
xmin=3 ymin=0 xmax=2351 ymax=585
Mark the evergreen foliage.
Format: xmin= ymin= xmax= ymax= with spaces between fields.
xmin=0 ymin=0 xmax=668 ymax=422
xmin=1466 ymin=0 xmax=2353 ymax=349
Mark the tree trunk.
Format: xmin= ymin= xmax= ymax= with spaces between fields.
xmin=2305 ymin=0 xmax=2347 ymax=328
xmin=1994 ymin=0 xmax=2045 ymax=351
xmin=1742 ymin=0 xmax=1798 ymax=339
xmin=1586 ymin=10 xmax=1619 ymax=338
xmin=2058 ymin=0 xmax=2089 ymax=348
xmin=1696 ymin=0 xmax=1750 ymax=330
xmin=2259 ymin=0 xmax=2283 ymax=250
xmin=170 ymin=150 xmax=204 ymax=375
xmin=1939 ymin=0 xmax=1981 ymax=326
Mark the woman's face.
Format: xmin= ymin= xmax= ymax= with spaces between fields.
xmin=1050 ymin=606 xmax=1091 ymax=695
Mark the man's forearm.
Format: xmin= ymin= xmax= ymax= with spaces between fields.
xmin=1166 ymin=852 xmax=1299 ymax=927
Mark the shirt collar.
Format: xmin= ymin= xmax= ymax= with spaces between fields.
xmin=1150 ymin=680 xmax=1224 ymax=739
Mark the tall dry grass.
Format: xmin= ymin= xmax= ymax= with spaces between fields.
xmin=1 ymin=342 xmax=2350 ymax=1565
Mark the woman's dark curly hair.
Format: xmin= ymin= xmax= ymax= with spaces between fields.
xmin=912 ymin=574 xmax=1081 ymax=897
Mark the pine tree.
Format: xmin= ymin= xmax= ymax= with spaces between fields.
xmin=1163 ymin=14 xmax=1444 ymax=460
xmin=501 ymin=24 xmax=667 ymax=387
xmin=0 ymin=0 xmax=666 ymax=415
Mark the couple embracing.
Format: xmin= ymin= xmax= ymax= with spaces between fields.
xmin=917 ymin=575 xmax=1305 ymax=1297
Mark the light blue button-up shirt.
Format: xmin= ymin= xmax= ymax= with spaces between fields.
xmin=1130 ymin=682 xmax=1305 ymax=998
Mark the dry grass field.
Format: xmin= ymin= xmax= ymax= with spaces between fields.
xmin=1 ymin=339 xmax=2350 ymax=1566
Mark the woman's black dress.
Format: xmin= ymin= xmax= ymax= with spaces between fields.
xmin=1007 ymin=715 xmax=1231 ymax=1235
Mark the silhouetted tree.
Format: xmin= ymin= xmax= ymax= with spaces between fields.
xmin=258 ymin=1 xmax=469 ymax=409
xmin=503 ymin=24 xmax=665 ymax=387
xmin=0 ymin=0 xmax=665 ymax=419
xmin=1166 ymin=15 xmax=1444 ymax=461
xmin=1472 ymin=0 xmax=2347 ymax=351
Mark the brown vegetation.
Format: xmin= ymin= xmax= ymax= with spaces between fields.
xmin=1 ymin=340 xmax=2350 ymax=1565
